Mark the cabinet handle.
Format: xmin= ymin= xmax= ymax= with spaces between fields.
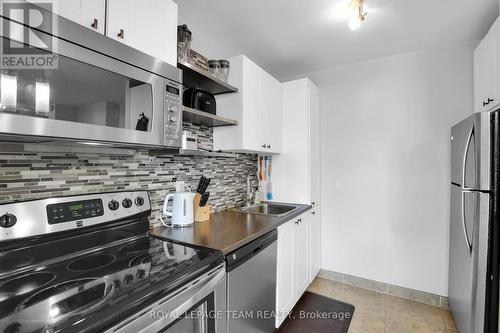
xmin=118 ymin=29 xmax=125 ymax=39
xmin=483 ymin=98 xmax=495 ymax=107
xmin=311 ymin=201 xmax=315 ymax=205
xmin=91 ymin=18 xmax=98 ymax=30
xmin=311 ymin=211 xmax=316 ymax=215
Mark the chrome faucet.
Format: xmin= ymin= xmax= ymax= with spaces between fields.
xmin=245 ymin=168 xmax=257 ymax=207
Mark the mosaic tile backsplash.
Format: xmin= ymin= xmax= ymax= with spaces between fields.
xmin=0 ymin=123 xmax=257 ymax=227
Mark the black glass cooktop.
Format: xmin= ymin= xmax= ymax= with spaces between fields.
xmin=0 ymin=222 xmax=223 ymax=333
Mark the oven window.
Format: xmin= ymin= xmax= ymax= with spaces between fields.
xmin=0 ymin=37 xmax=154 ymax=132
xmin=161 ymin=294 xmax=216 ymax=333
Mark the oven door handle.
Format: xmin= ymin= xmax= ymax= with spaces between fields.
xmin=107 ymin=264 xmax=226 ymax=333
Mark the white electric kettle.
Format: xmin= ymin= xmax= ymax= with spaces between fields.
xmin=163 ymin=192 xmax=195 ymax=227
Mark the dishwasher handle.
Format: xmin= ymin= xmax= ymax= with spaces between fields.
xmin=226 ymin=229 xmax=277 ymax=272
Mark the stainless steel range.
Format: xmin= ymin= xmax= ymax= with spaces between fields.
xmin=0 ymin=191 xmax=226 ymax=333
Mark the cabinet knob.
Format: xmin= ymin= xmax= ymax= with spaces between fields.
xmin=118 ymin=29 xmax=125 ymax=39
xmin=311 ymin=211 xmax=316 ymax=215
xmin=267 ymin=145 xmax=271 ymax=149
xmin=91 ymin=18 xmax=99 ymax=30
xmin=311 ymin=201 xmax=315 ymax=205
xmin=262 ymin=144 xmax=266 ymax=148
xmin=483 ymin=98 xmax=495 ymax=107
xmin=295 ymin=220 xmax=300 ymax=225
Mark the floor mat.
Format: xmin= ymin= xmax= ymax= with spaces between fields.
xmin=277 ymin=291 xmax=355 ymax=333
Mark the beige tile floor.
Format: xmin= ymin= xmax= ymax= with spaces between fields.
xmin=307 ymin=278 xmax=457 ymax=333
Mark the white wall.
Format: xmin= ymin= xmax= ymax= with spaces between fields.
xmin=307 ymin=42 xmax=476 ymax=296
xmin=178 ymin=14 xmax=237 ymax=61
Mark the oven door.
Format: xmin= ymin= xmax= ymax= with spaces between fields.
xmin=0 ymin=15 xmax=181 ymax=148
xmin=107 ymin=264 xmax=227 ymax=333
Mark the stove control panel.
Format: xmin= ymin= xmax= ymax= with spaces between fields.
xmin=0 ymin=191 xmax=151 ymax=241
xmin=47 ymin=199 xmax=104 ymax=225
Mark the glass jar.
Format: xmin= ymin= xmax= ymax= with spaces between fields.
xmin=208 ymin=60 xmax=220 ymax=79
xmin=177 ymin=25 xmax=192 ymax=63
xmin=218 ymin=60 xmax=230 ymax=82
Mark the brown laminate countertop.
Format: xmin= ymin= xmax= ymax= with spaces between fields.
xmin=149 ymin=203 xmax=312 ymax=255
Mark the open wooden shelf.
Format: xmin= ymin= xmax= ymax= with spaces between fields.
xmin=178 ymin=61 xmax=238 ymax=95
xmin=182 ymin=106 xmax=238 ymax=127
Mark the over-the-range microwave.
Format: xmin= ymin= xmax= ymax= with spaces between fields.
xmin=0 ymin=2 xmax=182 ymax=148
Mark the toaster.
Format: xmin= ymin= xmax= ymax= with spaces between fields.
xmin=183 ymin=88 xmax=216 ymax=115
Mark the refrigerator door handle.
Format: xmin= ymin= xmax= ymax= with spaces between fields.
xmin=462 ymin=126 xmax=475 ymax=190
xmin=461 ymin=191 xmax=473 ymax=254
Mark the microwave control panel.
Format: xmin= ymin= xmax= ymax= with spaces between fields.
xmin=164 ymin=81 xmax=182 ymax=146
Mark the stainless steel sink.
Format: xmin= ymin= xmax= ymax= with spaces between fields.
xmin=232 ymin=203 xmax=298 ymax=217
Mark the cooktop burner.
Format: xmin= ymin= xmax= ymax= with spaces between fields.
xmin=21 ymin=278 xmax=99 ymax=308
xmin=0 ymin=255 xmax=34 ymax=274
xmin=67 ymin=254 xmax=116 ymax=272
xmin=129 ymin=253 xmax=152 ymax=267
xmin=119 ymin=238 xmax=152 ymax=254
xmin=0 ymin=272 xmax=56 ymax=296
xmin=17 ymin=277 xmax=113 ymax=323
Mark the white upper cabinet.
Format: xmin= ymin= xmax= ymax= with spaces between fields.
xmin=106 ymin=0 xmax=178 ymax=66
xmin=28 ymin=0 xmax=106 ymax=34
xmin=30 ymin=0 xmax=178 ymax=66
xmin=214 ymin=55 xmax=283 ymax=154
xmin=265 ymin=71 xmax=283 ymax=154
xmin=474 ymin=18 xmax=500 ymax=113
xmin=272 ymin=78 xmax=321 ymax=206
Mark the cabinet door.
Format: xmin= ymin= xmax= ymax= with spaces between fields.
xmin=491 ymin=19 xmax=500 ymax=112
xmin=276 ymin=221 xmax=295 ymax=328
xmin=273 ymin=85 xmax=310 ymax=204
xmin=158 ymin=0 xmax=178 ymax=66
xmin=474 ymin=34 xmax=496 ymax=112
xmin=242 ymin=59 xmax=267 ymax=152
xmin=309 ymin=86 xmax=321 ymax=206
xmin=27 ymin=0 xmax=105 ymax=34
xmin=106 ymin=0 xmax=130 ymax=44
xmin=107 ymin=0 xmax=177 ymax=65
xmin=80 ymin=0 xmax=106 ymax=34
xmin=265 ymin=73 xmax=283 ymax=154
xmin=293 ymin=214 xmax=310 ymax=300
xmin=309 ymin=206 xmax=321 ymax=283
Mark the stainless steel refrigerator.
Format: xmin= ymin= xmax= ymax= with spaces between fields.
xmin=450 ymin=110 xmax=500 ymax=333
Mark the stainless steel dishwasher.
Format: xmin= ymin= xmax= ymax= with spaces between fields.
xmin=226 ymin=230 xmax=278 ymax=333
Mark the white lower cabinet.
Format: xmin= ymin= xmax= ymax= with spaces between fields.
xmin=276 ymin=212 xmax=312 ymax=328
xmin=276 ymin=220 xmax=295 ymax=328
xmin=309 ymin=206 xmax=321 ymax=282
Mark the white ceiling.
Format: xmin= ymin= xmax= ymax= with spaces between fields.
xmin=176 ymin=0 xmax=498 ymax=80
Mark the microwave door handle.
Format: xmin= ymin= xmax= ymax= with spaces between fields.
xmin=461 ymin=191 xmax=473 ymax=254
xmin=462 ymin=126 xmax=474 ymax=190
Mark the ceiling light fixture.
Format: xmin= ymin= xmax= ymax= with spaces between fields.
xmin=348 ymin=0 xmax=367 ymax=31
